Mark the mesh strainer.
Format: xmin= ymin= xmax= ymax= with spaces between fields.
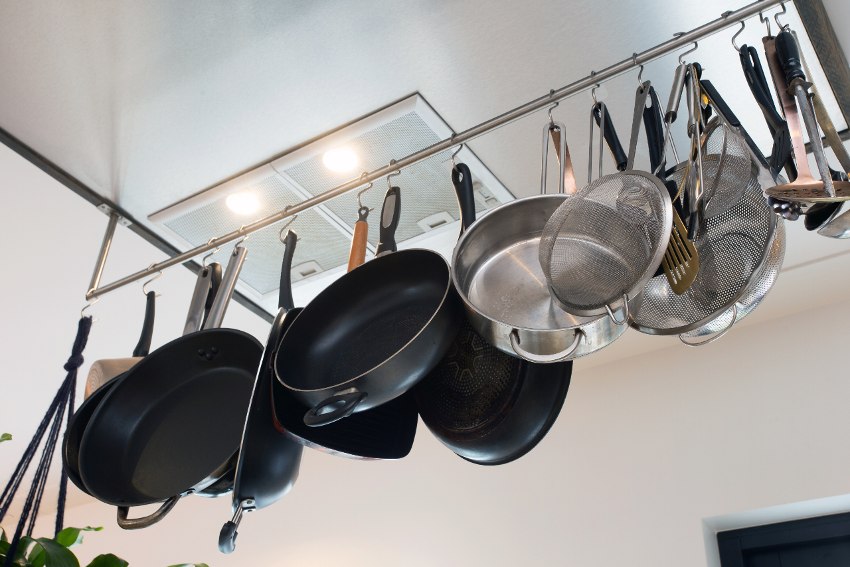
xmin=539 ymin=87 xmax=673 ymax=321
xmin=630 ymin=117 xmax=777 ymax=335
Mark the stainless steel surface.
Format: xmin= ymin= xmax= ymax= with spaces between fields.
xmin=793 ymin=84 xmax=836 ymax=196
xmin=631 ymin=119 xmax=776 ymax=335
xmin=87 ymin=211 xmax=119 ymax=294
xmin=680 ymin=217 xmax=785 ymax=339
xmin=204 ymin=246 xmax=248 ymax=329
xmin=82 ymin=0 xmax=785 ymax=301
xmin=183 ymin=266 xmax=215 ymax=335
xmin=453 ymin=195 xmax=627 ymax=361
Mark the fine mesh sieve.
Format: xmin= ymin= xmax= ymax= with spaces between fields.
xmin=630 ymin=117 xmax=776 ymax=335
xmin=539 ymin=89 xmax=672 ymax=320
xmin=700 ymin=119 xmax=760 ymax=219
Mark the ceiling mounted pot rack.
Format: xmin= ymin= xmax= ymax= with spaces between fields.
xmin=83 ymin=0 xmax=786 ymax=301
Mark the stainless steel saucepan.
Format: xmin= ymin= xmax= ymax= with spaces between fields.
xmin=451 ymin=117 xmax=627 ymax=363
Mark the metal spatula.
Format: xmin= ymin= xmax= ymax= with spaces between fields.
xmin=658 ymin=63 xmax=699 ymax=294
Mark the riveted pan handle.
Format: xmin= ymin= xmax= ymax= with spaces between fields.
xmin=203 ymin=245 xmax=248 ymax=330
xmin=183 ymin=263 xmax=218 ymax=336
xmin=116 ymin=495 xmax=180 ymax=530
xmin=593 ymin=101 xmax=628 ymax=171
xmin=279 ymin=230 xmax=298 ymax=311
xmin=509 ymin=329 xmax=583 ymax=363
xmin=303 ymin=391 xmax=367 ymax=427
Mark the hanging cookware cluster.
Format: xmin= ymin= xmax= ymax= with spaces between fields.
xmin=61 ymin=14 xmax=850 ymax=555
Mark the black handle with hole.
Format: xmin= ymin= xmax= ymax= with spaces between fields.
xmin=592 ymin=102 xmax=628 ymax=171
xmin=452 ymin=163 xmax=476 ymax=232
xmin=202 ymin=263 xmax=223 ymax=330
xmin=375 ymin=186 xmax=401 ymax=256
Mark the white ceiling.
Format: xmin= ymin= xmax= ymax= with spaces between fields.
xmin=2 ymin=1 xmax=850 ymax=563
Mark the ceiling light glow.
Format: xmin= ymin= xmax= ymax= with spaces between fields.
xmin=226 ymin=192 xmax=261 ymax=216
xmin=322 ymin=147 xmax=359 ymax=173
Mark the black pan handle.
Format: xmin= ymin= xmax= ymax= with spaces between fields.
xmin=204 ymin=262 xmax=222 ymax=327
xmin=278 ymin=230 xmax=298 ymax=311
xmin=740 ymin=45 xmax=786 ymax=135
xmin=592 ymin=102 xmax=628 ymax=171
xmin=132 ymin=291 xmax=156 ymax=357
xmin=452 ymin=163 xmax=476 ymax=232
xmin=375 ymin=186 xmax=401 ymax=256
xmin=303 ymin=391 xmax=367 ymax=427
xmin=775 ymin=30 xmax=806 ymax=85
xmin=643 ymin=86 xmax=665 ymax=175
xmin=116 ymin=496 xmax=180 ymax=530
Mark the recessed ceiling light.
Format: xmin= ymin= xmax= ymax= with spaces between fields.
xmin=322 ymin=147 xmax=359 ymax=173
xmin=225 ymin=192 xmax=261 ymax=215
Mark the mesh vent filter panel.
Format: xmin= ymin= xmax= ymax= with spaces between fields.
xmin=164 ymin=174 xmax=351 ymax=295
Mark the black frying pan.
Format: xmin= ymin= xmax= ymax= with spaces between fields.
xmin=78 ymin=247 xmax=261 ymax=528
xmin=275 ymin=183 xmax=463 ymax=427
xmin=219 ymin=230 xmax=304 ymax=554
xmin=414 ymin=163 xmax=572 ymax=465
xmin=271 ymin=206 xmax=418 ymax=458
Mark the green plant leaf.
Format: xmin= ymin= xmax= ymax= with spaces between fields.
xmin=0 ymin=433 xmax=12 ymax=443
xmin=86 ymin=554 xmax=128 ymax=567
xmin=33 ymin=538 xmax=80 ymax=567
xmin=56 ymin=527 xmax=103 ymax=548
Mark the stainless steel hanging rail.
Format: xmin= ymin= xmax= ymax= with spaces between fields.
xmin=86 ymin=0 xmax=785 ymax=300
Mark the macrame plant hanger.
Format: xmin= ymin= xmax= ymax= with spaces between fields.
xmin=0 ymin=212 xmax=119 ymax=566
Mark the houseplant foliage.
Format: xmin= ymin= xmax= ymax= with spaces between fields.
xmin=0 ymin=435 xmax=207 ymax=567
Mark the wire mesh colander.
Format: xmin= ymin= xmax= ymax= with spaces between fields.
xmin=631 ymin=118 xmax=776 ymax=335
xmin=539 ymin=174 xmax=671 ymax=318
xmin=679 ymin=218 xmax=785 ymax=341
xmin=701 ymin=119 xmax=760 ymax=218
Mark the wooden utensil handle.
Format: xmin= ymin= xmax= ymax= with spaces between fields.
xmin=348 ymin=219 xmax=368 ymax=272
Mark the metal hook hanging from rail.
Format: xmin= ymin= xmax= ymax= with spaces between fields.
xmin=450 ymin=144 xmax=463 ymax=169
xmin=202 ymin=237 xmax=221 ymax=267
xmin=731 ymin=20 xmax=746 ymax=53
xmin=386 ymin=164 xmax=401 ymax=189
xmin=141 ymin=265 xmax=162 ymax=296
xmin=774 ymin=3 xmax=788 ymax=32
xmin=760 ymin=10 xmax=773 ymax=37
xmin=83 ymin=0 xmax=787 ymax=302
xmin=278 ymin=215 xmax=298 ymax=242
xmin=633 ymin=53 xmax=644 ymax=85
xmin=676 ymin=37 xmax=699 ymax=64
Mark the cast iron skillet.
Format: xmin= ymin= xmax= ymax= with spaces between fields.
xmin=271 ymin=204 xmax=418 ymax=459
xmin=415 ymin=163 xmax=572 ymax=465
xmin=78 ymin=247 xmax=261 ymax=528
xmin=219 ymin=230 xmax=304 ymax=554
xmin=275 ymin=183 xmax=462 ymax=426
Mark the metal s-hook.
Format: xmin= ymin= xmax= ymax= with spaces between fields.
xmin=386 ymin=164 xmax=401 ymax=190
xmin=277 ymin=215 xmax=298 ymax=243
xmin=731 ymin=20 xmax=746 ymax=53
xmin=633 ymin=53 xmax=644 ymax=86
xmin=547 ymin=101 xmax=559 ymax=125
xmin=355 ymin=172 xmax=374 ymax=210
xmin=677 ymin=39 xmax=698 ymax=64
xmin=759 ymin=10 xmax=772 ymax=37
xmin=233 ymin=226 xmax=250 ymax=249
xmin=774 ymin=3 xmax=788 ymax=32
xmin=450 ymin=144 xmax=463 ymax=169
xmin=591 ymin=84 xmax=600 ymax=104
xmin=81 ymin=295 xmax=99 ymax=318
xmin=202 ymin=237 xmax=221 ymax=267
xmin=141 ymin=264 xmax=162 ymax=296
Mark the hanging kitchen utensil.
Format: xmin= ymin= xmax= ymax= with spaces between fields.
xmin=84 ymin=288 xmax=157 ymax=398
xmin=762 ymin=32 xmax=850 ymax=203
xmin=272 ymin=207 xmax=418 ymax=459
xmin=219 ymin=229 xmax=303 ymax=555
xmin=415 ymin=162 xmax=572 ymax=465
xmin=77 ymin=245 xmax=261 ymax=529
xmin=348 ymin=183 xmax=372 ymax=271
xmin=676 ymin=80 xmax=785 ymax=344
xmin=654 ymin=63 xmax=700 ymax=294
xmin=539 ymin=83 xmax=672 ymax=324
xmin=631 ymin=71 xmax=776 ymax=337
xmin=452 ymin=117 xmax=626 ymax=363
xmin=275 ymin=177 xmax=462 ymax=426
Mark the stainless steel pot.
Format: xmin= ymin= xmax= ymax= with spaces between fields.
xmin=450 ymin=121 xmax=627 ymax=363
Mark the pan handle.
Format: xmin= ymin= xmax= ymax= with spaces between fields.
xmin=116 ymin=495 xmax=180 ymax=530
xmin=678 ymin=304 xmax=737 ymax=347
xmin=509 ymin=329 xmax=582 ymax=363
xmin=303 ymin=391 xmax=367 ymax=427
xmin=604 ymin=294 xmax=630 ymax=326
